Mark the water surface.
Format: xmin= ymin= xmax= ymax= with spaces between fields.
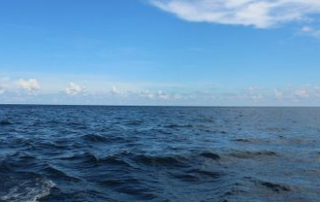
xmin=0 ymin=106 xmax=319 ymax=202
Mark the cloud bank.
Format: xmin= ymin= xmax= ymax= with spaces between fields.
xmin=150 ymin=0 xmax=320 ymax=28
xmin=1 ymin=77 xmax=320 ymax=106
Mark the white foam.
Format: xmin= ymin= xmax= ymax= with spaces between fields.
xmin=0 ymin=178 xmax=55 ymax=202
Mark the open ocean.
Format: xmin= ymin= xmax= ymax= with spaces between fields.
xmin=0 ymin=105 xmax=319 ymax=202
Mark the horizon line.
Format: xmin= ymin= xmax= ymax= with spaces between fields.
xmin=0 ymin=104 xmax=319 ymax=108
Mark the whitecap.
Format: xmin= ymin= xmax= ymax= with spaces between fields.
xmin=0 ymin=178 xmax=55 ymax=202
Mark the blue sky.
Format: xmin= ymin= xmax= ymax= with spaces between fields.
xmin=1 ymin=0 xmax=320 ymax=106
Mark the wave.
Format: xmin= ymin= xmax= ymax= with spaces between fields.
xmin=168 ymin=172 xmax=200 ymax=182
xmin=99 ymin=177 xmax=158 ymax=200
xmin=41 ymin=166 xmax=81 ymax=182
xmin=1 ymin=106 xmax=319 ymax=201
xmin=232 ymin=138 xmax=253 ymax=143
xmin=164 ymin=124 xmax=193 ymax=129
xmin=81 ymin=134 xmax=109 ymax=142
xmin=0 ymin=120 xmax=12 ymax=125
xmin=229 ymin=150 xmax=278 ymax=159
xmin=59 ymin=152 xmax=131 ymax=167
xmin=125 ymin=120 xmax=144 ymax=126
xmin=200 ymin=151 xmax=221 ymax=160
xmin=242 ymin=176 xmax=293 ymax=193
xmin=114 ymin=185 xmax=158 ymax=200
xmin=100 ymin=178 xmax=139 ymax=187
xmin=81 ymin=134 xmax=126 ymax=144
xmin=259 ymin=181 xmax=292 ymax=193
xmin=0 ymin=152 xmax=38 ymax=171
xmin=170 ymin=168 xmax=223 ymax=182
xmin=0 ymin=173 xmax=55 ymax=202
xmin=133 ymin=154 xmax=189 ymax=167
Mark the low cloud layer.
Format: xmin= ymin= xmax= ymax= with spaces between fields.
xmin=1 ymin=77 xmax=320 ymax=105
xmin=150 ymin=0 xmax=320 ymax=28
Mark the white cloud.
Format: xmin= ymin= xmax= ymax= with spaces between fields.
xmin=65 ymin=82 xmax=84 ymax=96
xmin=140 ymin=90 xmax=156 ymax=99
xmin=150 ymin=0 xmax=320 ymax=28
xmin=17 ymin=79 xmax=40 ymax=94
xmin=110 ymin=86 xmax=127 ymax=96
xmin=139 ymin=90 xmax=170 ymax=100
xmin=294 ymin=88 xmax=310 ymax=98
xmin=157 ymin=90 xmax=169 ymax=100
xmin=3 ymin=75 xmax=320 ymax=105
xmin=245 ymin=87 xmax=264 ymax=102
xmin=271 ymin=85 xmax=320 ymax=102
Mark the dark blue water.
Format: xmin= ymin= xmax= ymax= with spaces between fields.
xmin=0 ymin=105 xmax=319 ymax=202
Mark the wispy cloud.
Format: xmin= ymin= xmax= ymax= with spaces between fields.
xmin=150 ymin=0 xmax=320 ymax=28
xmin=300 ymin=26 xmax=320 ymax=38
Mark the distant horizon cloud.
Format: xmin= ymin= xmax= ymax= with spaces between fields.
xmin=65 ymin=82 xmax=85 ymax=96
xmin=17 ymin=79 xmax=40 ymax=94
xmin=1 ymin=77 xmax=320 ymax=105
xmin=111 ymin=86 xmax=125 ymax=96
xmin=150 ymin=0 xmax=320 ymax=29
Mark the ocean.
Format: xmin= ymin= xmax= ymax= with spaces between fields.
xmin=0 ymin=105 xmax=319 ymax=202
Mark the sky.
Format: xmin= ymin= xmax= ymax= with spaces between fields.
xmin=1 ymin=0 xmax=320 ymax=106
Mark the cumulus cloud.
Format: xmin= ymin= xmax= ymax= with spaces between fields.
xmin=17 ymin=79 xmax=40 ymax=94
xmin=3 ymin=75 xmax=320 ymax=105
xmin=150 ymin=0 xmax=320 ymax=28
xmin=65 ymin=82 xmax=84 ymax=96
